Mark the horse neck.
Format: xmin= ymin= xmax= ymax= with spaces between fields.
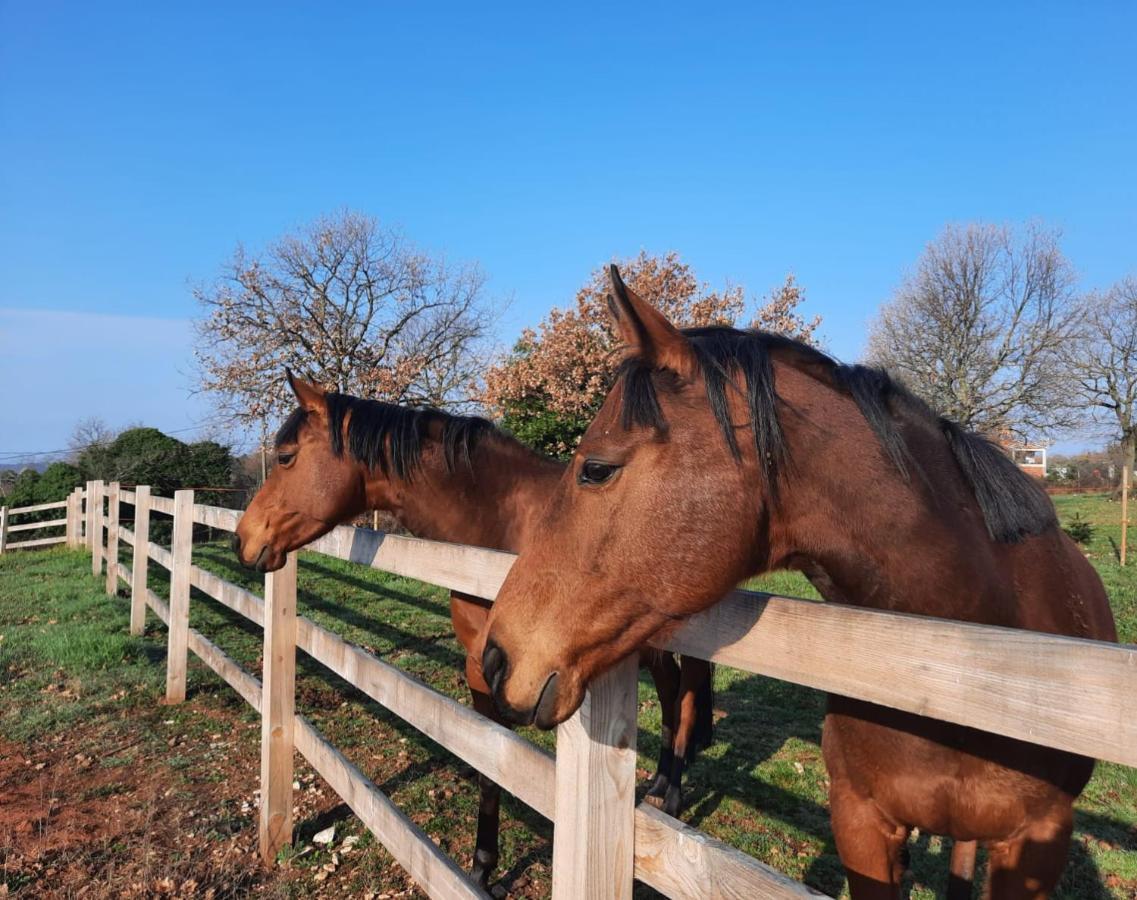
xmin=368 ymin=432 xmax=564 ymax=554
xmin=767 ymin=375 xmax=1020 ymax=625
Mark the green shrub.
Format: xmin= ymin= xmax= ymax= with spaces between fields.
xmin=1062 ymin=512 xmax=1094 ymax=545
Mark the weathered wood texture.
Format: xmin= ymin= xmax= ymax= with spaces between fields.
xmin=148 ymin=494 xmax=175 ymax=516
xmin=308 ymin=527 xmax=516 ymax=602
xmin=0 ymin=507 xmax=8 ymax=554
xmin=90 ymin=480 xmax=104 ymax=574
xmin=8 ymin=517 xmax=68 ymax=533
xmin=164 ymin=490 xmax=193 ymax=704
xmin=661 ymin=589 xmax=1137 ymax=768
xmin=7 ymin=499 xmax=68 ymax=515
xmin=299 ymin=616 xmax=556 ymax=820
xmin=293 ymin=716 xmax=486 ymax=900
xmin=633 ymin=804 xmax=828 ymax=899
xmin=105 ymin=482 xmax=120 ymax=595
xmin=552 ymin=656 xmax=639 ymax=900
xmin=260 ymin=553 xmax=298 ymax=864
xmin=5 ymin=535 xmax=68 ymax=550
xmin=130 ymin=486 xmax=151 ymax=636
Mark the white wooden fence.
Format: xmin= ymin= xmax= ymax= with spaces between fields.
xmin=21 ymin=481 xmax=1137 ymax=899
xmin=0 ymin=488 xmax=84 ymax=553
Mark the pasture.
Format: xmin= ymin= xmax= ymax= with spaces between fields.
xmin=1 ymin=493 xmax=1133 ymax=898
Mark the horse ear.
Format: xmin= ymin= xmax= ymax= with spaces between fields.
xmin=606 ymin=265 xmax=698 ymax=380
xmin=285 ymin=368 xmax=326 ymax=414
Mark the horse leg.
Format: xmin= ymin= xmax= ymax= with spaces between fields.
xmin=829 ymin=779 xmax=909 ymax=900
xmin=948 ymin=839 xmax=978 ymax=900
xmin=451 ymin=593 xmax=503 ymax=889
xmin=468 ymin=674 xmax=503 ymax=888
xmin=642 ymin=649 xmax=680 ymax=808
xmin=659 ymin=656 xmax=711 ymax=817
xmin=983 ymin=809 xmax=1073 ymax=900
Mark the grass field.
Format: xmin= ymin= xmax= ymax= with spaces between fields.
xmin=1 ymin=493 xmax=1133 ymax=897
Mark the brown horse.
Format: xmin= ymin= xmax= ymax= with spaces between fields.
xmin=479 ymin=267 xmax=1117 ymax=899
xmin=233 ymin=373 xmax=713 ymax=888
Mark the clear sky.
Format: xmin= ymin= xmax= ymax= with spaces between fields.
xmin=2 ymin=2 xmax=1134 ymax=460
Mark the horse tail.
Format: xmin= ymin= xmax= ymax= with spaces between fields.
xmin=947 ymin=839 xmax=977 ymax=900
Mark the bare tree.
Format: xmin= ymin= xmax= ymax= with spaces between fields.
xmin=194 ymin=210 xmax=493 ymax=428
xmin=1062 ymin=276 xmax=1137 ymax=506
xmin=68 ymin=417 xmax=116 ymax=459
xmin=866 ymin=223 xmax=1079 ymax=439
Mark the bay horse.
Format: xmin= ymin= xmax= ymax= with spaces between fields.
xmin=232 ymin=372 xmax=713 ymax=888
xmin=479 ymin=267 xmax=1117 ymax=899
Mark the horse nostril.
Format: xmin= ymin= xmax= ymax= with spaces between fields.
xmin=534 ymin=672 xmax=561 ymax=730
xmin=482 ymin=640 xmax=507 ymax=695
xmin=230 ymin=533 xmax=242 ymax=556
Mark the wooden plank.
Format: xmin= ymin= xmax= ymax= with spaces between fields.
xmin=90 ymin=479 xmax=104 ymax=575
xmin=7 ymin=518 xmax=67 ymax=533
xmin=146 ymin=588 xmax=170 ymax=625
xmin=307 ymin=527 xmax=515 ymax=603
xmin=66 ymin=490 xmax=80 ymax=548
xmin=6 ymin=535 xmax=68 ymax=550
xmin=260 ymin=553 xmax=298 ymax=864
xmin=84 ymin=481 xmax=95 ymax=550
xmin=118 ymin=525 xmax=134 ymax=545
xmin=7 ymin=499 xmax=68 ymax=515
xmin=0 ymin=507 xmax=8 ymax=555
xmin=298 ymin=616 xmax=556 ymax=820
xmin=189 ymin=566 xmax=265 ymax=627
xmin=165 ymin=490 xmax=193 ymax=704
xmin=293 ymin=716 xmax=485 ymax=900
xmin=659 ymin=589 xmax=1137 ymax=768
xmin=187 ymin=627 xmax=262 ymax=711
xmin=633 ymin=804 xmax=829 ymax=898
xmin=105 ymin=482 xmax=120 ymax=595
xmin=119 ymin=489 xmax=136 ymax=505
xmin=149 ymin=542 xmax=174 ymax=570
xmin=187 ymin=563 xmax=555 ymax=816
xmin=149 ymin=494 xmax=175 ymax=516
xmin=192 ymin=503 xmax=241 ymax=532
xmin=130 ymin=486 xmax=151 ymax=636
xmin=551 ymin=656 xmax=638 ymax=900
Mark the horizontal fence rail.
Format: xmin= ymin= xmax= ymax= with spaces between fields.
xmin=72 ymin=483 xmax=1136 ymax=900
xmin=0 ymin=491 xmax=83 ymax=553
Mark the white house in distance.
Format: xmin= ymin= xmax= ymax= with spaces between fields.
xmin=1009 ymin=445 xmax=1047 ymax=478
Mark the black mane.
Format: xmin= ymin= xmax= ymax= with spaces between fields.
xmin=275 ymin=394 xmax=494 ymax=481
xmin=618 ymin=325 xmax=1056 ymax=543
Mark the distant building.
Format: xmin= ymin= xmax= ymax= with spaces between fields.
xmin=1009 ymin=446 xmax=1047 ymax=478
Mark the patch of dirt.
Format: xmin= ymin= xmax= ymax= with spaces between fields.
xmin=0 ymin=699 xmax=419 ymax=898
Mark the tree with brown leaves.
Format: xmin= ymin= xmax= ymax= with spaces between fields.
xmin=483 ymin=252 xmax=822 ymax=456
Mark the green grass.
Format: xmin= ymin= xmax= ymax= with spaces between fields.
xmin=1 ymin=493 xmax=1133 ymax=898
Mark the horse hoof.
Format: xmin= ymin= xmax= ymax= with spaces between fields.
xmin=644 ymin=794 xmax=665 ymax=810
xmin=662 ymin=788 xmax=683 ymax=818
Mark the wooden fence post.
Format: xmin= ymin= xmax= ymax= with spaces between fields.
xmin=130 ymin=485 xmax=151 ymax=635
xmin=84 ymin=481 xmax=95 ymax=550
xmin=65 ymin=489 xmax=79 ymax=548
xmin=105 ymin=482 xmax=120 ymax=594
xmin=1121 ymin=461 xmax=1129 ymax=567
xmin=90 ymin=480 xmax=105 ymax=575
xmin=0 ymin=507 xmax=8 ymax=555
xmin=260 ymin=552 xmax=298 ymax=864
xmin=165 ymin=489 xmax=194 ymax=704
xmin=551 ymin=655 xmax=638 ymax=900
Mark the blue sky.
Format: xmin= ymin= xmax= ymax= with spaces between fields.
xmin=2 ymin=2 xmax=1135 ymax=459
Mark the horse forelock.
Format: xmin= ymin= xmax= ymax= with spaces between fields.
xmin=275 ymin=394 xmax=494 ymax=481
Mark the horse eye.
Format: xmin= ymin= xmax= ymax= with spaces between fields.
xmin=277 ymin=451 xmax=296 ymax=467
xmin=578 ymin=460 xmax=619 ymax=486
